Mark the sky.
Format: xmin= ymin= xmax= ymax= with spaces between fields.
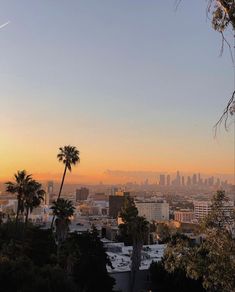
xmin=0 ymin=0 xmax=235 ymax=183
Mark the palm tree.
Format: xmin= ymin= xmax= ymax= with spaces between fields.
xmin=5 ymin=170 xmax=32 ymax=227
xmin=129 ymin=216 xmax=149 ymax=292
xmin=24 ymin=180 xmax=45 ymax=227
xmin=57 ymin=145 xmax=80 ymax=200
xmin=51 ymin=145 xmax=80 ymax=229
xmin=51 ymin=198 xmax=75 ymax=244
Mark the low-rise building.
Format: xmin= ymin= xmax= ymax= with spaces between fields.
xmin=174 ymin=210 xmax=194 ymax=223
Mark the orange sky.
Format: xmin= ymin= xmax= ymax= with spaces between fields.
xmin=0 ymin=1 xmax=234 ymax=184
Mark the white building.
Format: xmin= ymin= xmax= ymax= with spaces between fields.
xmin=194 ymin=200 xmax=234 ymax=222
xmin=104 ymin=241 xmax=166 ymax=292
xmin=135 ymin=200 xmax=169 ymax=222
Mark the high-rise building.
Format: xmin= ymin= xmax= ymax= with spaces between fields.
xmin=176 ymin=171 xmax=181 ymax=186
xmin=109 ymin=192 xmax=128 ymax=218
xmin=159 ymin=174 xmax=165 ymax=186
xmin=110 ymin=187 xmax=118 ymax=196
xmin=166 ymin=175 xmax=171 ymax=186
xmin=192 ymin=174 xmax=197 ymax=185
xmin=198 ymin=173 xmax=201 ymax=185
xmin=47 ymin=181 xmax=54 ymax=194
xmin=76 ymin=188 xmax=89 ymax=201
xmin=181 ymin=176 xmax=185 ymax=186
xmin=187 ymin=176 xmax=191 ymax=186
xmin=45 ymin=181 xmax=54 ymax=205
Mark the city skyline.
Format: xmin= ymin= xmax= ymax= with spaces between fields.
xmin=0 ymin=1 xmax=235 ymax=183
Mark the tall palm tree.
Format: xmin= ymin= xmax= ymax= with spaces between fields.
xmin=24 ymin=180 xmax=45 ymax=227
xmin=57 ymin=145 xmax=80 ymax=200
xmin=129 ymin=216 xmax=149 ymax=292
xmin=51 ymin=198 xmax=75 ymax=244
xmin=51 ymin=145 xmax=80 ymax=229
xmin=5 ymin=170 xmax=32 ymax=226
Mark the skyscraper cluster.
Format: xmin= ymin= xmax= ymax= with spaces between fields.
xmin=158 ymin=171 xmax=227 ymax=187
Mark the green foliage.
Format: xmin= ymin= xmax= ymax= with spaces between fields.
xmin=5 ymin=171 xmax=45 ymax=226
xmin=118 ymin=196 xmax=149 ymax=291
xmin=24 ymin=180 xmax=45 ymax=223
xmin=0 ymin=256 xmax=76 ymax=292
xmin=0 ymin=223 xmax=115 ymax=292
xmin=51 ymin=199 xmax=75 ymax=220
xmin=209 ymin=0 xmax=235 ymax=32
xmin=156 ymin=223 xmax=171 ymax=243
xmin=150 ymin=261 xmax=205 ymax=292
xmin=163 ymin=191 xmax=235 ymax=292
xmin=62 ymin=229 xmax=115 ymax=292
xmin=57 ymin=145 xmax=80 ymax=172
xmin=5 ymin=170 xmax=33 ymax=224
xmin=51 ymin=199 xmax=75 ymax=243
xmin=119 ymin=196 xmax=138 ymax=224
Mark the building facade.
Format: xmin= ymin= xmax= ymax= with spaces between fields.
xmin=135 ymin=200 xmax=169 ymax=222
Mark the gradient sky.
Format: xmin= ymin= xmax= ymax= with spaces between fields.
xmin=0 ymin=0 xmax=235 ymax=183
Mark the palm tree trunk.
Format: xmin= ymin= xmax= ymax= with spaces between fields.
xmin=16 ymin=202 xmax=20 ymax=225
xmin=130 ymin=241 xmax=142 ymax=292
xmin=15 ymin=199 xmax=21 ymax=230
xmin=25 ymin=207 xmax=29 ymax=227
xmin=51 ymin=165 xmax=67 ymax=229
xmin=57 ymin=165 xmax=67 ymax=200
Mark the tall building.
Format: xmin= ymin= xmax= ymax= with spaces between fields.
xmin=76 ymin=188 xmax=89 ymax=201
xmin=109 ymin=193 xmax=127 ymax=219
xmin=187 ymin=176 xmax=191 ymax=186
xmin=110 ymin=187 xmax=118 ymax=196
xmin=176 ymin=171 xmax=181 ymax=186
xmin=192 ymin=174 xmax=197 ymax=185
xmin=135 ymin=200 xmax=169 ymax=222
xmin=45 ymin=181 xmax=54 ymax=205
xmin=181 ymin=176 xmax=185 ymax=186
xmin=166 ymin=175 xmax=171 ymax=186
xmin=198 ymin=173 xmax=201 ymax=185
xmin=159 ymin=174 xmax=165 ymax=186
xmin=47 ymin=181 xmax=54 ymax=194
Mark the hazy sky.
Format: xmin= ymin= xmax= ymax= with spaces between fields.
xmin=0 ymin=0 xmax=234 ymax=183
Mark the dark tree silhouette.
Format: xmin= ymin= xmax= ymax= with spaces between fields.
xmin=51 ymin=199 xmax=75 ymax=244
xmin=24 ymin=180 xmax=45 ymax=227
xmin=5 ymin=171 xmax=32 ymax=227
xmin=51 ymin=145 xmax=80 ymax=229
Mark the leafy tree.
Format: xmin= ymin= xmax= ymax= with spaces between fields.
xmin=163 ymin=191 xmax=235 ymax=291
xmin=23 ymin=227 xmax=57 ymax=267
xmin=0 ymin=255 xmax=76 ymax=292
xmin=150 ymin=260 xmax=205 ymax=292
xmin=51 ymin=199 xmax=75 ymax=244
xmin=120 ymin=196 xmax=138 ymax=223
xmin=118 ymin=196 xmax=149 ymax=292
xmin=156 ymin=223 xmax=171 ymax=243
xmin=59 ymin=228 xmax=115 ymax=292
xmin=118 ymin=196 xmax=139 ymax=245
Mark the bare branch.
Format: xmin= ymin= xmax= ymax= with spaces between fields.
xmin=213 ymin=90 xmax=235 ymax=136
